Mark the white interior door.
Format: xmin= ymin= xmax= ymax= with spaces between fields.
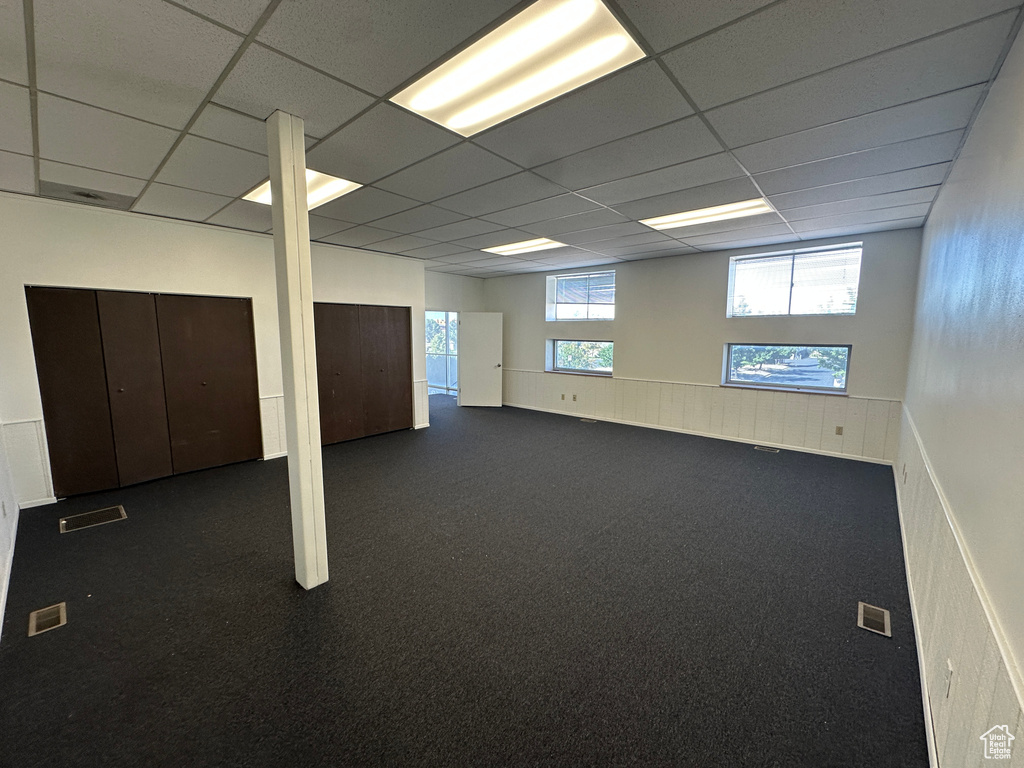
xmin=457 ymin=312 xmax=503 ymax=407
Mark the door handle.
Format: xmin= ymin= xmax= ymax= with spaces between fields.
xmin=117 ymin=388 xmax=125 ymax=393
xmin=201 ymin=381 xmax=207 ymax=386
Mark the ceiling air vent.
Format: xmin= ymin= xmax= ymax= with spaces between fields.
xmin=39 ymin=181 xmax=136 ymax=211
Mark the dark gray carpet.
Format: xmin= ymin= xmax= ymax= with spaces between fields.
xmin=0 ymin=395 xmax=927 ymax=767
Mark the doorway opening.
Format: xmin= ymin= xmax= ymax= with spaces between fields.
xmin=426 ymin=311 xmax=457 ymax=397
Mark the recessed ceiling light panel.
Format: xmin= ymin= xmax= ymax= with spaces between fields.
xmin=640 ymin=199 xmax=775 ymax=231
xmin=244 ymin=169 xmax=361 ymax=210
xmin=483 ymin=237 xmax=567 ymax=255
xmin=391 ymin=0 xmax=645 ymax=136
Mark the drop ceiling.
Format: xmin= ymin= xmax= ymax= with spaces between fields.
xmin=0 ymin=0 xmax=1020 ymax=277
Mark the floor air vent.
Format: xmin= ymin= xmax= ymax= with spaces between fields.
xmin=857 ymin=602 xmax=892 ymax=637
xmin=754 ymin=446 xmax=779 ymax=453
xmin=28 ymin=603 xmax=67 ymax=637
xmin=60 ymin=505 xmax=126 ymax=533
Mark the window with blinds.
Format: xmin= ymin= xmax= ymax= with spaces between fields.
xmin=547 ymin=271 xmax=615 ymax=320
xmin=727 ymin=245 xmax=862 ymax=317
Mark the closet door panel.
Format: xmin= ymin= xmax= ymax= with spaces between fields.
xmin=156 ymin=294 xmax=262 ymax=473
xmin=382 ymin=306 xmax=413 ymax=432
xmin=96 ymin=291 xmax=173 ymax=487
xmin=25 ymin=287 xmax=119 ymax=496
xmin=314 ymin=302 xmax=365 ymax=444
xmin=358 ymin=305 xmax=392 ymax=436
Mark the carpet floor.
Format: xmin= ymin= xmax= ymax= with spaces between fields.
xmin=0 ymin=395 xmax=927 ymax=766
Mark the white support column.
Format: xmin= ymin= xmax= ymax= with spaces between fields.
xmin=267 ymin=110 xmax=328 ymax=589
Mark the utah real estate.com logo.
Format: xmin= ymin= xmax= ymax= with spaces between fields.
xmin=979 ymin=725 xmax=1015 ymax=760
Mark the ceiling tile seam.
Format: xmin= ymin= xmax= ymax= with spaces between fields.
xmin=683 ymin=8 xmax=1021 ymax=116
xmin=33 ymin=158 xmax=150 ymax=183
xmin=204 ymin=99 xmax=312 ymax=143
xmin=774 ymin=187 xmax=940 ymax=215
xmin=248 ymin=40 xmax=382 ymax=104
xmin=747 ymin=127 xmax=968 ymax=175
xmin=160 ymin=0 xmax=248 ymax=37
xmin=32 ymin=88 xmax=198 ymax=133
xmin=0 ymin=75 xmax=29 ymax=89
xmin=922 ymin=5 xmax=1024 ymax=222
xmin=725 ymin=83 xmax=989 ymax=154
xmin=133 ymin=0 xmax=287 ymax=216
xmin=23 ymin=0 xmax=39 ymax=195
xmin=599 ymin=0 xmax=796 ymax=238
xmin=766 ymin=159 xmax=955 ymax=197
xmin=634 ymin=0 xmax=791 ymax=60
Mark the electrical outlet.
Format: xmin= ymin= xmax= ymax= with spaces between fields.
xmin=561 ymin=394 xmax=565 ymax=400
xmin=572 ymin=394 xmax=577 ymax=401
xmin=835 ymin=426 xmax=843 ymax=435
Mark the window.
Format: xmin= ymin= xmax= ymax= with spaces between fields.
xmin=724 ymin=344 xmax=851 ymax=393
xmin=727 ymin=245 xmax=862 ymax=317
xmin=546 ymin=270 xmax=615 ymax=320
xmin=425 ymin=311 xmax=457 ymax=395
xmin=550 ymin=340 xmax=614 ymax=375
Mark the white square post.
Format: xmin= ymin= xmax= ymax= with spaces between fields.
xmin=267 ymin=110 xmax=328 ymax=589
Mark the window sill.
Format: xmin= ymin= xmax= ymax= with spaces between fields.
xmin=546 ymin=369 xmax=613 ymax=378
xmin=721 ymin=383 xmax=848 ymax=396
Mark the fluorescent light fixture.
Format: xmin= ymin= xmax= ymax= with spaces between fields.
xmin=243 ymin=169 xmax=361 ymax=210
xmin=483 ymin=238 xmax=567 ymax=255
xmin=640 ymin=199 xmax=775 ymax=231
xmin=391 ymin=0 xmax=645 ymax=136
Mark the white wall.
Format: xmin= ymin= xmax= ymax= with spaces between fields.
xmin=485 ymin=229 xmax=920 ymax=400
xmin=899 ymin=22 xmax=1024 ymax=764
xmin=0 ymin=191 xmax=427 ymax=502
xmin=424 ymin=272 xmax=486 ymax=312
xmin=0 ymin=423 xmax=19 ymax=647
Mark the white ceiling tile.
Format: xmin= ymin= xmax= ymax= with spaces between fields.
xmin=366 ymin=234 xmax=441 ymax=254
xmin=156 ymin=135 xmax=268 ymax=197
xmin=434 ymin=252 xmax=495 ymax=264
xmin=616 ymin=0 xmax=776 ymax=53
xmin=614 ymin=176 xmax=763 ymax=220
xmin=308 ymin=214 xmax=351 ymax=240
xmin=0 ymin=82 xmax=33 ymax=155
xmin=768 ymin=164 xmax=950 ymax=210
xmin=207 ymin=199 xmax=272 ymax=231
xmin=533 ymin=116 xmax=723 ymax=190
xmin=452 ymin=228 xmax=538 ymax=250
xmin=132 ymin=183 xmax=233 ymax=221
xmin=589 ymin=240 xmax=684 ymax=257
xmin=305 ymin=104 xmax=459 ymax=184
xmin=0 ymin=0 xmax=27 ymax=84
xmin=258 ymin=0 xmax=519 ymax=95
xmin=585 ymin=231 xmax=673 ymax=250
xmin=213 ymin=44 xmax=374 ymax=138
xmin=705 ymin=14 xmax=1017 ymax=147
xmin=402 ymin=243 xmax=477 ymax=259
xmin=789 ymin=204 xmax=933 ymax=233
xmin=665 ymin=0 xmax=1019 ymax=109
xmin=191 ymin=104 xmax=270 ymax=154
xmin=174 ymin=0 xmax=274 ymax=33
xmin=533 ymin=248 xmax=616 ymax=265
xmin=475 ymin=62 xmax=693 ymax=167
xmin=39 ymin=160 xmax=146 ymax=197
xmin=481 ymin=194 xmax=600 ymax=228
xmin=681 ymin=223 xmax=796 ymax=247
xmin=754 ymin=131 xmax=963 ymax=195
xmin=37 ymin=94 xmax=178 ymax=178
xmin=320 ymin=225 xmax=400 ymax=248
xmin=376 ymin=143 xmax=519 ymax=201
xmin=556 ymin=222 xmax=653 ymax=245
xmin=370 ymin=204 xmax=464 ymax=234
xmin=312 ymin=186 xmax=419 ymax=224
xmin=616 ymin=247 xmax=698 ymax=260
xmin=797 ymin=217 xmax=925 ymax=240
xmin=521 ymin=209 xmax=629 ymax=238
xmin=578 ymin=153 xmax=746 ymax=206
xmin=0 ymin=150 xmax=34 ymax=194
xmin=733 ymin=86 xmax=984 ymax=173
xmin=696 ymin=234 xmax=801 ymax=253
xmin=662 ymin=212 xmax=785 ymax=240
xmin=782 ymin=187 xmax=939 ymax=221
xmin=414 ymin=219 xmax=503 ymax=241
xmin=434 ymin=172 xmax=566 ymax=217
xmin=34 ymin=0 xmax=241 ymax=129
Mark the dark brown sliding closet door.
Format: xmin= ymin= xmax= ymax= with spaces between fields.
xmin=156 ymin=294 xmax=262 ymax=474
xmin=359 ymin=305 xmax=413 ymax=436
xmin=96 ymin=290 xmax=173 ymax=487
xmin=314 ymin=302 xmax=365 ymax=444
xmin=25 ymin=287 xmax=119 ymax=496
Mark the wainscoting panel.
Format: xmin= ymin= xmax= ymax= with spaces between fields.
xmin=1 ymin=420 xmax=55 ymax=507
xmin=259 ymin=396 xmax=287 ymax=459
xmin=503 ymin=369 xmax=901 ymax=463
xmin=414 ymin=379 xmax=429 ymax=429
xmin=896 ymin=410 xmax=1023 ymax=767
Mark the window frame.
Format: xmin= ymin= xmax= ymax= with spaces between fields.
xmin=545 ymin=270 xmax=616 ymax=321
xmin=722 ymin=343 xmax=852 ymax=395
xmin=548 ymin=338 xmax=615 ymax=377
xmin=726 ymin=243 xmax=862 ymax=318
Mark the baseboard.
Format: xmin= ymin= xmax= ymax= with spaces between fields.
xmin=0 ymin=507 xmax=20 ymax=648
xmin=414 ymin=423 xmax=429 ymax=430
xmin=892 ymin=456 xmax=940 ymax=768
xmin=261 ymin=452 xmax=287 ymax=461
xmin=18 ymin=496 xmax=56 ymax=509
xmin=505 ymin=402 xmax=893 ymax=465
